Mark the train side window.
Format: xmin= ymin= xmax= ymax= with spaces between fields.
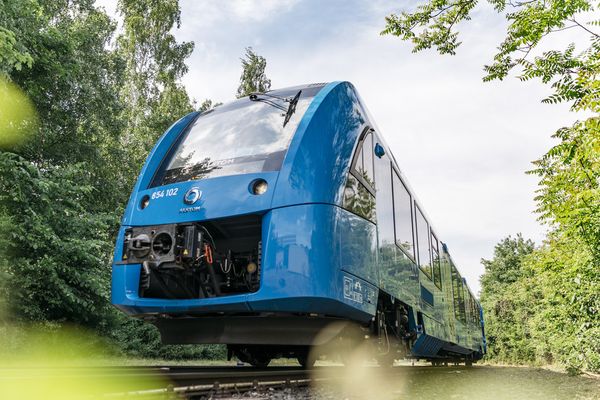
xmin=392 ymin=170 xmax=415 ymax=259
xmin=451 ymin=263 xmax=466 ymax=323
xmin=415 ymin=205 xmax=432 ymax=279
xmin=468 ymin=291 xmax=477 ymax=324
xmin=343 ymin=131 xmax=376 ymax=222
xmin=343 ymin=174 xmax=376 ymax=222
xmin=431 ymin=231 xmax=442 ymax=289
xmin=459 ymin=280 xmax=467 ymax=323
xmin=362 ymin=133 xmax=374 ymax=187
xmin=470 ymin=295 xmax=479 ymax=324
xmin=465 ymin=290 xmax=472 ymax=323
xmin=352 ymin=131 xmax=375 ymax=189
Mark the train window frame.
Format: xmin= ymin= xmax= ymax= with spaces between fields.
xmin=350 ymin=128 xmax=376 ymax=195
xmin=450 ymin=262 xmax=466 ymax=323
xmin=391 ymin=168 xmax=416 ymax=262
xmin=465 ymin=290 xmax=472 ymax=323
xmin=415 ymin=203 xmax=433 ymax=280
xmin=342 ymin=127 xmax=376 ymax=223
xmin=431 ymin=231 xmax=442 ymax=290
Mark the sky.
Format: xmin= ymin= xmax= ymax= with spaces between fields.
xmin=96 ymin=0 xmax=587 ymax=294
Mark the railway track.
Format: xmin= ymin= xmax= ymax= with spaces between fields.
xmin=1 ymin=364 xmax=479 ymax=398
xmin=113 ymin=365 xmax=313 ymax=398
xmin=1 ymin=365 xmax=315 ymax=398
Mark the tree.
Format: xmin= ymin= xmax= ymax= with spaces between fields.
xmin=0 ymin=0 xmax=126 ymax=330
xmin=0 ymin=0 xmax=199 ymax=345
xmin=0 ymin=154 xmax=116 ymax=329
xmin=236 ymin=47 xmax=271 ymax=98
xmin=117 ymin=0 xmax=195 ymax=172
xmin=480 ymin=234 xmax=535 ymax=291
xmin=479 ymin=235 xmax=536 ymax=364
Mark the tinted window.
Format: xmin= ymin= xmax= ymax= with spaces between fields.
xmin=431 ymin=232 xmax=442 ymax=289
xmin=374 ymin=150 xmax=394 ymax=247
xmin=344 ymin=132 xmax=376 ymax=222
xmin=451 ymin=264 xmax=467 ymax=323
xmin=362 ymin=133 xmax=374 ymax=187
xmin=415 ymin=205 xmax=432 ymax=278
xmin=152 ymin=87 xmax=320 ymax=187
xmin=466 ymin=291 xmax=474 ymax=323
xmin=353 ymin=132 xmax=375 ymax=188
xmin=343 ymin=173 xmax=376 ymax=222
xmin=392 ymin=171 xmax=414 ymax=258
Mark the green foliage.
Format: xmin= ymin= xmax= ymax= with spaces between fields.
xmin=0 ymin=153 xmax=116 ymax=329
xmin=480 ymin=234 xmax=535 ymax=290
xmin=113 ymin=317 xmax=226 ymax=360
xmin=385 ymin=0 xmax=600 ymax=373
xmin=523 ymin=233 xmax=599 ymax=374
xmin=236 ymin=47 xmax=271 ymax=98
xmin=117 ymin=0 xmax=195 ymax=172
xmin=382 ymin=0 xmax=596 ymax=79
xmin=0 ymin=0 xmax=226 ymax=360
xmin=0 ymin=1 xmax=34 ymax=76
xmin=0 ymin=0 xmax=126 ymax=331
xmin=481 ymin=233 xmax=599 ymax=373
xmin=529 ymin=118 xmax=600 ymax=256
xmin=381 ymin=0 xmax=477 ymax=55
xmin=479 ymin=235 xmax=537 ymax=364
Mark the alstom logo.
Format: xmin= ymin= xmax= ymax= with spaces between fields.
xmin=183 ymin=187 xmax=202 ymax=205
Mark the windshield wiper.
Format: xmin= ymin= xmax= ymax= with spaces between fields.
xmin=283 ymin=90 xmax=302 ymax=127
xmin=249 ymin=90 xmax=302 ymax=127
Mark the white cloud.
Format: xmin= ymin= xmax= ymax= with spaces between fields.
xmin=229 ymin=0 xmax=299 ymax=21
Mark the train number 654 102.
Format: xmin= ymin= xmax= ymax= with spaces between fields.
xmin=151 ymin=188 xmax=178 ymax=199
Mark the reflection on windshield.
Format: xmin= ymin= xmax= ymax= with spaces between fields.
xmin=152 ymin=86 xmax=321 ymax=187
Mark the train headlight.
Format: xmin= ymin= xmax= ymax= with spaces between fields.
xmin=140 ymin=195 xmax=150 ymax=209
xmin=251 ymin=179 xmax=268 ymax=195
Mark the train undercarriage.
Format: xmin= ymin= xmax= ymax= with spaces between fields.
xmin=146 ymin=291 xmax=481 ymax=368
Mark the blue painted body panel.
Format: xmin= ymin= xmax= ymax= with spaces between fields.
xmin=111 ymin=81 xmax=485 ymax=358
xmin=271 ymin=82 xmax=366 ymax=208
xmin=128 ymin=171 xmax=279 ymax=226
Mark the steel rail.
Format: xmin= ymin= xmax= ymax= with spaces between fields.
xmin=1 ymin=364 xmax=477 ymax=398
xmin=103 ymin=366 xmax=314 ymax=398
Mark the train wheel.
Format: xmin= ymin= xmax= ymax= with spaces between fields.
xmin=231 ymin=346 xmax=272 ymax=368
xmin=297 ymin=353 xmax=316 ymax=369
xmin=249 ymin=356 xmax=272 ymax=368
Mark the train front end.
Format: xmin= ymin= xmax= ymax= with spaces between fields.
xmin=111 ymin=82 xmax=379 ymax=356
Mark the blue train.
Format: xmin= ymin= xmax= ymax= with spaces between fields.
xmin=112 ymin=82 xmax=486 ymax=367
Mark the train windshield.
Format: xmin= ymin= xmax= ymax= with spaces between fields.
xmin=152 ymin=86 xmax=323 ymax=187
